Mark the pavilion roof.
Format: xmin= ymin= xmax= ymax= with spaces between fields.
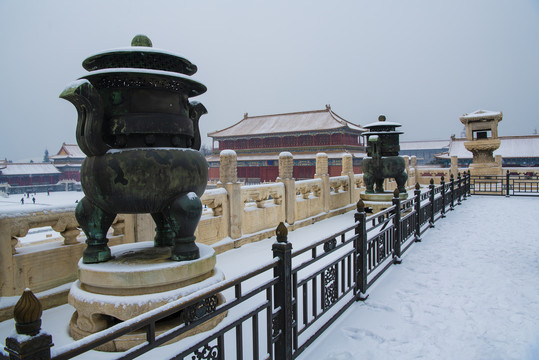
xmin=208 ymin=106 xmax=365 ymax=138
xmin=459 ymin=109 xmax=503 ymax=122
xmin=50 ymin=143 xmax=86 ymax=159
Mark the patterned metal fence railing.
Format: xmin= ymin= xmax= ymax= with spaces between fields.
xmin=3 ymin=174 xmax=471 ymax=360
xmin=471 ymin=170 xmax=539 ymax=196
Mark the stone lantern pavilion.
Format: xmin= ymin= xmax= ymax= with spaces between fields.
xmin=460 ymin=109 xmax=503 ymax=176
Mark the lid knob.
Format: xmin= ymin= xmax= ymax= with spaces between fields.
xmin=131 ymin=34 xmax=153 ymax=47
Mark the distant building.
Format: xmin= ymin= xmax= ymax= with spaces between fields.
xmin=0 ymin=163 xmax=61 ymax=187
xmin=207 ymin=106 xmax=367 ymax=182
xmin=399 ymin=140 xmax=450 ymax=165
xmin=0 ymin=143 xmax=86 ymax=194
xmin=49 ymin=143 xmax=86 ymax=181
xmin=436 ymin=135 xmax=539 ymax=167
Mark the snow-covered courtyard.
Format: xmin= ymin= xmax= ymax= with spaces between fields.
xmin=1 ymin=194 xmax=538 ymax=359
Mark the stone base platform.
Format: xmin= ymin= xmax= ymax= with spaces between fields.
xmin=360 ymin=191 xmax=408 ymax=213
xmin=469 ymin=162 xmax=502 ymax=177
xmin=68 ymin=242 xmax=226 ymax=352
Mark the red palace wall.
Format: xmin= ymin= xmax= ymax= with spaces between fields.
xmin=208 ymin=164 xmax=362 ymax=183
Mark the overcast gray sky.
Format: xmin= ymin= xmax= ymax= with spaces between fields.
xmin=1 ymin=0 xmax=538 ymax=162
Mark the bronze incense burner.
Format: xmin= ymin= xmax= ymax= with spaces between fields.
xmin=61 ymin=35 xmax=208 ymax=263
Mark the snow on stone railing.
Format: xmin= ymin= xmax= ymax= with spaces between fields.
xmin=329 ymin=175 xmax=349 ymax=193
xmin=0 ymin=211 xmax=130 ymax=301
xmin=200 ymin=187 xmax=227 ymax=217
xmin=295 ymin=178 xmax=322 ymax=199
xmin=241 ymin=182 xmax=284 ymax=208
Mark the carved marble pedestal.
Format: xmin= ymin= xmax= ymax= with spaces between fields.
xmin=360 ymin=191 xmax=408 ymax=213
xmin=68 ymin=242 xmax=226 ymax=351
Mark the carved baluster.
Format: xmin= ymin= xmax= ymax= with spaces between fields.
xmin=52 ymin=216 xmax=81 ymax=245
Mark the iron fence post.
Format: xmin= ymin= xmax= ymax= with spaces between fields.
xmin=457 ymin=173 xmax=462 ymax=205
xmin=354 ymin=201 xmax=369 ymax=301
xmin=272 ymin=222 xmax=293 ymax=360
xmin=429 ymin=179 xmax=435 ymax=228
xmin=414 ymin=183 xmax=421 ymax=242
xmin=467 ymin=170 xmax=472 ymax=196
xmin=462 ymin=172 xmax=467 ymax=200
xmin=4 ymin=290 xmax=53 ymax=360
xmin=450 ymin=173 xmax=455 ymax=210
xmin=506 ymin=170 xmax=510 ymax=197
xmin=392 ymin=189 xmax=402 ymax=264
xmin=440 ymin=176 xmax=446 ymax=218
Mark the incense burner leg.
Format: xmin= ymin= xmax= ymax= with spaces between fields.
xmin=395 ymin=171 xmax=408 ymax=193
xmin=363 ymin=172 xmax=375 ymax=194
xmin=76 ymin=197 xmax=116 ymax=264
xmin=164 ymin=193 xmax=202 ymax=261
xmin=152 ymin=212 xmax=175 ymax=247
xmin=375 ymin=178 xmax=385 ymax=193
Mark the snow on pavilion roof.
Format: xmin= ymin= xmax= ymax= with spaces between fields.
xmin=459 ymin=109 xmax=503 ymax=121
xmin=436 ymin=135 xmax=539 ymax=159
xmin=0 ymin=163 xmax=61 ymax=176
xmin=50 ymin=143 xmax=86 ymax=159
xmin=208 ymin=106 xmax=365 ymax=139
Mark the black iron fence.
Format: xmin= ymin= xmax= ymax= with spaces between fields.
xmin=3 ymin=174 xmax=471 ymax=360
xmin=471 ymin=170 xmax=539 ymax=196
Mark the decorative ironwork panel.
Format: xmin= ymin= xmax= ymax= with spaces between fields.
xmin=192 ymin=343 xmax=219 ymax=360
xmin=182 ymin=295 xmax=219 ymax=325
xmin=323 ymin=238 xmax=337 ymax=252
xmin=377 ymin=235 xmax=385 ymax=263
xmin=272 ymin=313 xmax=280 ymax=338
xmin=323 ymin=266 xmax=338 ymax=309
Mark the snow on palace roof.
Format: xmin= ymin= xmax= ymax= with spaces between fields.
xmin=436 ymin=135 xmax=539 ymax=159
xmin=49 ymin=143 xmax=86 ymax=159
xmin=0 ymin=163 xmax=61 ymax=176
xmin=208 ymin=106 xmax=365 ymax=138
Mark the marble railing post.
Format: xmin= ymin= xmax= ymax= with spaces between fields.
xmin=315 ymin=153 xmax=330 ymax=213
xmin=0 ymin=218 xmax=15 ymax=297
xmin=278 ymin=152 xmax=295 ymax=225
xmin=341 ymin=153 xmax=355 ymax=204
xmin=218 ymin=150 xmax=242 ymax=239
xmin=410 ymin=156 xmax=418 ymax=186
xmin=451 ymin=156 xmax=458 ymax=178
xmin=404 ymin=156 xmax=410 ymax=187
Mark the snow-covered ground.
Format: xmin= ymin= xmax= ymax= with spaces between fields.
xmin=0 ymin=191 xmax=83 ymax=216
xmin=1 ymin=195 xmax=538 ymax=359
xmin=298 ymin=196 xmax=539 ymax=360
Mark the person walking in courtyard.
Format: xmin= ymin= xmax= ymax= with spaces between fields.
xmin=32 ymin=197 xmax=36 ymax=204
xmin=20 ymin=197 xmax=24 ymax=205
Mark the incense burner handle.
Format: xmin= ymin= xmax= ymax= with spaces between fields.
xmin=188 ymin=101 xmax=207 ymax=151
xmin=60 ymin=80 xmax=109 ymax=156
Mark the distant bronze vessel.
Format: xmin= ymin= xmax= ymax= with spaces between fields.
xmin=361 ymin=115 xmax=408 ymax=194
